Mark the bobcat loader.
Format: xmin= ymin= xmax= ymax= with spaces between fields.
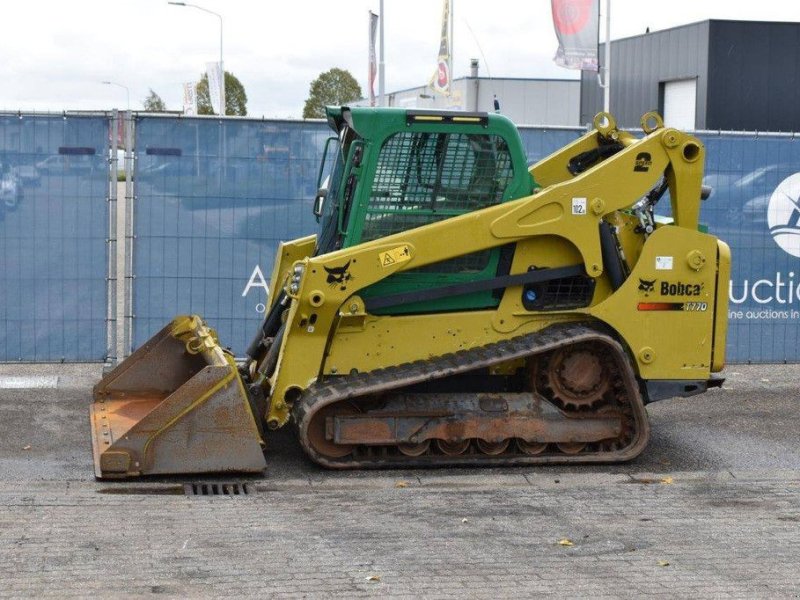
xmin=90 ymin=108 xmax=729 ymax=478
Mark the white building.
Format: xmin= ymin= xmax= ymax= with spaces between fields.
xmin=373 ymin=60 xmax=580 ymax=126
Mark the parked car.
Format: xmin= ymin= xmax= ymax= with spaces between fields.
xmin=36 ymin=154 xmax=98 ymax=175
xmin=10 ymin=164 xmax=40 ymax=187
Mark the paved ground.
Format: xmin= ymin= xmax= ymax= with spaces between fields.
xmin=0 ymin=363 xmax=798 ymax=598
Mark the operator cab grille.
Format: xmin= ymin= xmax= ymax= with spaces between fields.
xmin=362 ymin=131 xmax=514 ymax=243
xmin=522 ymin=268 xmax=595 ymax=311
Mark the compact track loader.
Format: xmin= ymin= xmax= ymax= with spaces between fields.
xmin=90 ymin=108 xmax=729 ymax=478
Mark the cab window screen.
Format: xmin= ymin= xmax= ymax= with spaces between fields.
xmin=361 ymin=131 xmax=514 ymax=243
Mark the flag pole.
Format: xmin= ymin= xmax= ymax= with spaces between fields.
xmin=379 ymin=0 xmax=385 ymax=106
xmin=603 ymin=0 xmax=611 ymax=112
xmin=449 ymin=0 xmax=454 ymax=96
xmin=368 ymin=11 xmax=375 ymax=106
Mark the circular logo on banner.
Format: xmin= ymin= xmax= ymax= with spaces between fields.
xmin=437 ymin=61 xmax=449 ymax=89
xmin=552 ymin=0 xmax=593 ymax=35
xmin=768 ymin=173 xmax=800 ymax=258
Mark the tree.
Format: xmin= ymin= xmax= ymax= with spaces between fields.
xmin=143 ymin=89 xmax=166 ymax=112
xmin=303 ymin=68 xmax=363 ymax=119
xmin=196 ymin=71 xmax=248 ymax=116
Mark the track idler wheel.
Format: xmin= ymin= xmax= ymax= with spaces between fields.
xmin=556 ymin=442 xmax=587 ymax=455
xmin=436 ymin=439 xmax=471 ymax=456
xmin=398 ymin=440 xmax=431 ymax=457
xmin=305 ymin=403 xmax=358 ymax=459
xmin=516 ymin=439 xmax=547 ymax=455
xmin=476 ymin=439 xmax=510 ymax=456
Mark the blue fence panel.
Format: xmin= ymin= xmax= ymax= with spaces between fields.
xmin=132 ymin=118 xmax=799 ymax=363
xmin=0 ymin=114 xmax=109 ymax=361
xmin=132 ymin=117 xmax=328 ymax=355
xmin=698 ymin=133 xmax=800 ymax=363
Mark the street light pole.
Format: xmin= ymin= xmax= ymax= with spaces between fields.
xmin=102 ymin=80 xmax=130 ymax=111
xmin=168 ymin=1 xmax=225 ymax=115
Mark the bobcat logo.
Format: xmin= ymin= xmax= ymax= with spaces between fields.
xmin=638 ymin=278 xmax=656 ymax=295
xmin=324 ymin=260 xmax=353 ymax=291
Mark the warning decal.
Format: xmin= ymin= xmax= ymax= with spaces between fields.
xmin=379 ymin=245 xmax=412 ymax=268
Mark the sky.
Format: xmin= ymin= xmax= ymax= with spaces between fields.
xmin=1 ymin=0 xmax=799 ymax=118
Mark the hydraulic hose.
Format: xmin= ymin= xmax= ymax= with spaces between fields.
xmin=599 ymin=221 xmax=626 ymax=291
xmin=245 ymin=290 xmax=287 ymax=362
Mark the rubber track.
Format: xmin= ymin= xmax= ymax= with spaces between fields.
xmin=293 ymin=322 xmax=650 ymax=469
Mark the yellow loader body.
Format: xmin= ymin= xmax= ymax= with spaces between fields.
xmin=90 ymin=109 xmax=729 ymax=478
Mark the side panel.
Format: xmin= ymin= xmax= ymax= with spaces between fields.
xmin=323 ymin=227 xmax=723 ymax=382
xmin=591 ymin=226 xmax=722 ymax=381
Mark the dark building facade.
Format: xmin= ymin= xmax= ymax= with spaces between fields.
xmin=581 ymin=20 xmax=800 ymax=131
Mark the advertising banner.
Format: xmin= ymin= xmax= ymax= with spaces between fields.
xmin=552 ymin=0 xmax=600 ymax=71
xmin=368 ymin=11 xmax=378 ymax=107
xmin=429 ymin=0 xmax=451 ymax=96
xmin=206 ymin=62 xmax=222 ymax=115
xmin=700 ymin=133 xmax=800 ymax=362
xmin=182 ymin=82 xmax=197 ymax=116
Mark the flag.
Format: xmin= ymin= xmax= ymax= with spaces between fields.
xmin=206 ymin=61 xmax=223 ymax=115
xmin=368 ymin=11 xmax=379 ymax=106
xmin=429 ymin=0 xmax=451 ymax=96
xmin=183 ymin=82 xmax=197 ymax=116
xmin=552 ymin=0 xmax=599 ymax=71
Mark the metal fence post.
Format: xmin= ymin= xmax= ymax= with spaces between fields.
xmin=123 ymin=111 xmax=135 ymax=358
xmin=106 ymin=110 xmax=119 ymax=366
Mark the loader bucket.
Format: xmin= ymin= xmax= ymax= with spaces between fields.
xmin=90 ymin=315 xmax=267 ymax=479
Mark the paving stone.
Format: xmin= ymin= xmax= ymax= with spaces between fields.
xmin=0 ymin=363 xmax=799 ymax=597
